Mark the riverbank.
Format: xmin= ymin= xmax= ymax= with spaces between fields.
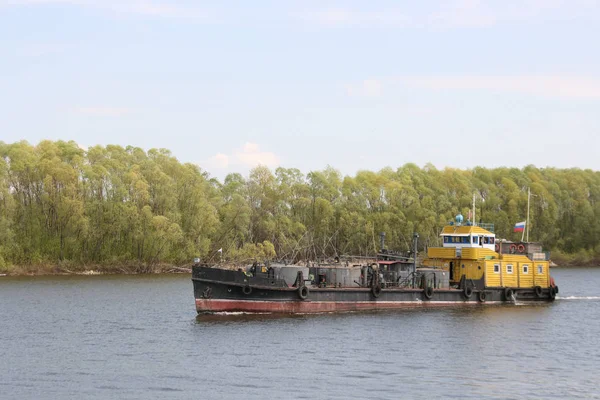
xmin=0 ymin=263 xmax=192 ymax=277
xmin=2 ymin=254 xmax=600 ymax=277
xmin=550 ymin=250 xmax=600 ymax=268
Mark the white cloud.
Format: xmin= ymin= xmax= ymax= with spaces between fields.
xmin=345 ymin=76 xmax=600 ymax=99
xmin=294 ymin=0 xmax=599 ymax=29
xmin=428 ymin=0 xmax=600 ymax=28
xmin=1 ymin=0 xmax=213 ymax=20
xmin=72 ymin=106 xmax=132 ymax=116
xmin=428 ymin=0 xmax=496 ymax=28
xmin=205 ymin=153 xmax=229 ymax=169
xmin=204 ymin=142 xmax=280 ymax=172
xmin=398 ymin=76 xmax=600 ymax=99
xmin=235 ymin=142 xmax=279 ymax=168
xmin=293 ymin=8 xmax=410 ymax=27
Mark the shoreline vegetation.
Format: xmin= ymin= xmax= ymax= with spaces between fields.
xmin=1 ymin=257 xmax=598 ymax=277
xmin=2 ymin=140 xmax=600 ymax=276
xmin=0 ymin=262 xmax=193 ymax=277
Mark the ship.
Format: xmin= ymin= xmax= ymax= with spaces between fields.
xmin=192 ymin=214 xmax=558 ymax=314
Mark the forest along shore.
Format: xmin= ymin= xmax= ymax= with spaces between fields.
xmin=2 ymin=140 xmax=600 ymax=275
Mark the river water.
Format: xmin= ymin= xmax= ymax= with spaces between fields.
xmin=1 ymin=268 xmax=599 ymax=399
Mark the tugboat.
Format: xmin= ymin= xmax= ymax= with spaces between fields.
xmin=192 ymin=214 xmax=558 ymax=314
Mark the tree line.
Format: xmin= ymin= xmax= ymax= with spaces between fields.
xmin=1 ymin=140 xmax=599 ymax=271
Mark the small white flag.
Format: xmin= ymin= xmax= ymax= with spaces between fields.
xmin=218 ymin=248 xmax=223 ymax=253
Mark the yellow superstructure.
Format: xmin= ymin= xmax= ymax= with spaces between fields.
xmin=425 ymin=220 xmax=551 ymax=289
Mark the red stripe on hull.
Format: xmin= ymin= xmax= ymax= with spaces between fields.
xmin=195 ymin=298 xmax=487 ymax=314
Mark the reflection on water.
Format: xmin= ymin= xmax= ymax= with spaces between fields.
xmin=1 ymin=268 xmax=599 ymax=399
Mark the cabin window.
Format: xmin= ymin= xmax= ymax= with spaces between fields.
xmin=444 ymin=236 xmax=449 ymax=243
xmin=483 ymin=237 xmax=489 ymax=244
xmin=537 ymin=265 xmax=543 ymax=274
xmin=507 ymin=264 xmax=513 ymax=274
xmin=463 ymin=237 xmax=469 ymax=243
xmin=493 ymin=264 xmax=500 ymax=273
xmin=490 ymin=237 xmax=495 ymax=244
xmin=522 ymin=265 xmax=529 ymax=274
xmin=473 ymin=236 xmax=478 ymax=244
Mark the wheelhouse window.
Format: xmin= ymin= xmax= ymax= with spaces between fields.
xmin=507 ymin=264 xmax=513 ymax=274
xmin=444 ymin=236 xmax=450 ymax=243
xmin=537 ymin=265 xmax=543 ymax=274
xmin=522 ymin=265 xmax=529 ymax=274
xmin=482 ymin=236 xmax=492 ymax=244
xmin=493 ymin=264 xmax=500 ymax=273
xmin=473 ymin=236 xmax=479 ymax=244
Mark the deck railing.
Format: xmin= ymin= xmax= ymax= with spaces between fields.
xmin=475 ymin=222 xmax=495 ymax=232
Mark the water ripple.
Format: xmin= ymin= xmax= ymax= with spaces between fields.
xmin=0 ymin=269 xmax=599 ymax=399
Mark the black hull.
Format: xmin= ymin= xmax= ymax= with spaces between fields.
xmin=192 ymin=266 xmax=555 ymax=314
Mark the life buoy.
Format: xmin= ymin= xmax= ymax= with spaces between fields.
xmin=534 ymin=286 xmax=543 ymax=298
xmin=548 ymin=286 xmax=556 ymax=300
xmin=298 ymin=285 xmax=309 ymax=300
xmin=242 ymin=285 xmax=252 ymax=295
xmin=372 ymin=284 xmax=382 ymax=298
xmin=463 ymin=286 xmax=473 ymax=299
xmin=517 ymin=244 xmax=526 ymax=253
xmin=495 ymin=244 xmax=500 ymax=252
xmin=424 ymin=286 xmax=433 ymax=300
xmin=509 ymin=244 xmax=517 ymax=253
xmin=478 ymin=291 xmax=487 ymax=302
xmin=504 ymin=288 xmax=514 ymax=300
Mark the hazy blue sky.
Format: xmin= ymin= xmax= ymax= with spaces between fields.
xmin=2 ymin=0 xmax=599 ymax=179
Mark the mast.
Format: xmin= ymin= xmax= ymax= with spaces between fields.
xmin=472 ymin=192 xmax=476 ymax=225
xmin=524 ymin=187 xmax=530 ymax=242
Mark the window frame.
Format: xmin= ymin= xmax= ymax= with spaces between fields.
xmin=522 ymin=264 xmax=529 ymax=274
xmin=537 ymin=265 xmax=543 ymax=274
xmin=493 ymin=264 xmax=500 ymax=274
xmin=506 ymin=264 xmax=514 ymax=274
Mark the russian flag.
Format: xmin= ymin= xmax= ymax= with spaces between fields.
xmin=514 ymin=221 xmax=525 ymax=232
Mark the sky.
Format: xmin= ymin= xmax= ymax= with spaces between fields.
xmin=1 ymin=0 xmax=600 ymax=179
